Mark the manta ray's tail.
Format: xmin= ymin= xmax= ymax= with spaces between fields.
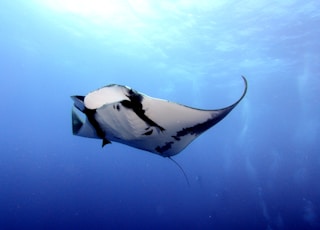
xmin=168 ymin=157 xmax=190 ymax=186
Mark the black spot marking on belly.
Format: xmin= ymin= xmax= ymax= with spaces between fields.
xmin=143 ymin=129 xmax=153 ymax=135
xmin=113 ymin=104 xmax=121 ymax=111
xmin=155 ymin=141 xmax=174 ymax=154
xmin=172 ymin=135 xmax=181 ymax=141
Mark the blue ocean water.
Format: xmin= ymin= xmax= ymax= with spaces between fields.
xmin=1 ymin=1 xmax=319 ymax=229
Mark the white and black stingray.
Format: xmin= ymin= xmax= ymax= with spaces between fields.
xmin=71 ymin=76 xmax=247 ymax=157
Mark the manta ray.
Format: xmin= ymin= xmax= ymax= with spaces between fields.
xmin=71 ymin=76 xmax=247 ymax=157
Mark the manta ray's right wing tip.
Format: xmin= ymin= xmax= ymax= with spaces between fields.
xmin=237 ymin=75 xmax=248 ymax=104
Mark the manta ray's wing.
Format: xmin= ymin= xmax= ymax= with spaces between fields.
xmin=72 ymin=77 xmax=247 ymax=157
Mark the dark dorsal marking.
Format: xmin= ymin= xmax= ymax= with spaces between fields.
xmin=121 ymin=89 xmax=165 ymax=132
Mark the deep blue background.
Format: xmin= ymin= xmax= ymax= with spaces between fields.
xmin=1 ymin=1 xmax=319 ymax=229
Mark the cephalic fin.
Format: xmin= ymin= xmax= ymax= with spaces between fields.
xmin=72 ymin=108 xmax=84 ymax=135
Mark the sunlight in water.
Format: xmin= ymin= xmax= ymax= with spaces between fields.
xmin=34 ymin=0 xmax=166 ymax=32
xmin=38 ymin=0 xmax=131 ymax=19
xmin=35 ymin=0 xmax=224 ymax=21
